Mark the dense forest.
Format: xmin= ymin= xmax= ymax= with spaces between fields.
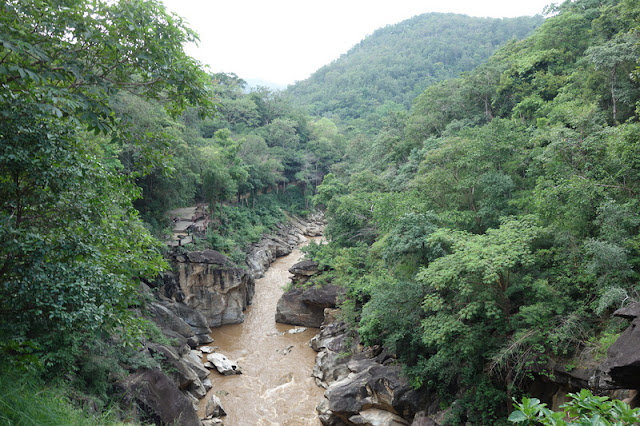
xmin=2 ymin=0 xmax=640 ymax=424
xmin=287 ymin=13 xmax=543 ymax=124
xmin=304 ymin=0 xmax=640 ymax=423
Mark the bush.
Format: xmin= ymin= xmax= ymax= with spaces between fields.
xmin=508 ymin=389 xmax=640 ymax=425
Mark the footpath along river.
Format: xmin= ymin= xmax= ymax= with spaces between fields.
xmin=199 ymin=238 xmax=324 ymax=425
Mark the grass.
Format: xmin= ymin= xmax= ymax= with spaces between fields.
xmin=0 ymin=366 xmax=128 ymax=426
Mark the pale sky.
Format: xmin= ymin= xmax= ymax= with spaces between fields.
xmin=161 ymin=0 xmax=554 ymax=87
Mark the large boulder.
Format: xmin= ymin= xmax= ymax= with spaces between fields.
xmin=204 ymin=394 xmax=227 ymax=418
xmin=148 ymin=344 xmax=198 ymax=390
xmin=324 ymin=361 xmax=424 ymax=421
xmin=302 ymin=285 xmax=343 ymax=308
xmin=312 ymin=320 xmax=354 ymax=388
xmin=163 ymin=299 xmax=212 ymax=337
xmin=311 ymin=318 xmax=352 ymax=353
xmin=313 ymin=317 xmax=432 ymax=426
xmin=148 ymin=302 xmax=195 ymax=339
xmin=122 ymin=368 xmax=201 ymax=426
xmin=349 ymin=408 xmax=410 ymax=425
xmin=596 ymin=303 xmax=640 ymax=389
xmin=275 ymin=284 xmax=343 ymax=327
xmin=183 ymin=350 xmax=210 ymax=380
xmin=313 ymin=349 xmax=351 ymax=389
xmin=411 ymin=411 xmax=443 ymax=426
xmin=275 ymin=287 xmax=325 ymax=327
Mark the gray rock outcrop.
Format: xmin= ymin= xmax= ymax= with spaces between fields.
xmin=312 ymin=312 xmax=431 ymax=425
xmin=522 ymin=303 xmax=640 ymax=411
xmin=173 ymin=251 xmax=255 ymax=328
xmin=163 ymin=299 xmax=213 ymax=343
xmin=275 ymin=287 xmax=325 ymax=327
xmin=204 ymin=394 xmax=227 ymax=418
xmin=246 ymin=212 xmax=325 ymax=278
xmin=148 ymin=302 xmax=196 ymax=341
xmin=349 ymin=408 xmax=410 ymax=425
xmin=275 ymin=285 xmax=343 ymax=327
xmin=595 ymin=303 xmax=640 ymax=390
xmin=148 ymin=344 xmax=199 ymax=390
xmin=289 ymin=260 xmax=320 ymax=286
xmin=275 ymin=259 xmax=342 ymax=327
xmin=160 ymin=213 xmax=325 ymax=331
xmin=122 ymin=212 xmax=325 ymax=424
xmin=121 ymin=368 xmax=202 ymax=426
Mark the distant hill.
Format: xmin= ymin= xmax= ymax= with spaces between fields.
xmin=286 ymin=13 xmax=544 ymax=122
xmin=244 ymin=78 xmax=288 ymax=92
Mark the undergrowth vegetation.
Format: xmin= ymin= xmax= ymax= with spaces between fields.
xmin=204 ymin=185 xmax=311 ymax=263
xmin=0 ymin=365 xmax=129 ymax=426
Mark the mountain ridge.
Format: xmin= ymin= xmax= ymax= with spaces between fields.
xmin=286 ymin=12 xmax=544 ymax=122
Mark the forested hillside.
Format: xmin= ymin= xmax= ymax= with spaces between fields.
xmin=286 ymin=13 xmax=543 ymax=124
xmin=123 ymin=72 xmax=345 ymax=229
xmin=307 ymin=0 xmax=640 ymax=423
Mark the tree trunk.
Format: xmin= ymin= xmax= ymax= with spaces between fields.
xmin=611 ymin=68 xmax=618 ymax=124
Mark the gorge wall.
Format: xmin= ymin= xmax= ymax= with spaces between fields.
xmin=119 ymin=213 xmax=326 ymax=425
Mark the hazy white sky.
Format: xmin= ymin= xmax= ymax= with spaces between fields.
xmin=161 ymin=0 xmax=553 ymax=87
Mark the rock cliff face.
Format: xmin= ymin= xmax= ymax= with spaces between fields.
xmin=308 ymin=301 xmax=640 ymax=425
xmin=594 ymin=303 xmax=640 ymax=391
xmin=117 ymin=283 xmax=214 ymax=426
xmin=520 ymin=304 xmax=640 ymax=413
xmin=163 ymin=212 xmax=326 ymax=329
xmin=245 ymin=212 xmax=324 ymax=278
xmin=174 ymin=254 xmax=255 ymax=328
xmin=121 ymin=368 xmax=202 ymax=426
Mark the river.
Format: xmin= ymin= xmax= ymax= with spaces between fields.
xmin=199 ymin=239 xmax=324 ymax=425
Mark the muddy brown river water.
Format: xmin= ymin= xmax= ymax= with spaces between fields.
xmin=199 ymin=239 xmax=324 ymax=425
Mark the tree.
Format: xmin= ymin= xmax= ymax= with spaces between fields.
xmin=0 ymin=0 xmax=213 ymax=131
xmin=265 ymin=118 xmax=301 ymax=150
xmin=586 ymin=32 xmax=640 ymax=123
xmin=198 ymin=129 xmax=250 ymax=216
xmin=0 ymin=0 xmax=212 ymax=371
xmin=238 ymin=134 xmax=284 ymax=194
xmin=0 ymin=101 xmax=166 ymax=370
xmin=418 ymin=216 xmax=542 ymax=331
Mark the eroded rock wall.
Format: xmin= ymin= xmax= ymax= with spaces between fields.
xmin=165 ymin=212 xmax=325 ymax=329
xmin=246 ymin=212 xmax=325 ymax=278
xmin=176 ymin=260 xmax=255 ymax=328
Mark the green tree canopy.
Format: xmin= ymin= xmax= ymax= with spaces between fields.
xmin=0 ymin=0 xmax=212 ymax=372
